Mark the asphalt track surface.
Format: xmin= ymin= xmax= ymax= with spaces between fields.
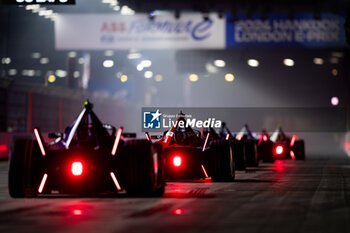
xmin=0 ymin=159 xmax=350 ymax=233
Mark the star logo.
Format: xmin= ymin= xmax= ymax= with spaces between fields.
xmin=143 ymin=109 xmax=162 ymax=129
xmin=150 ymin=109 xmax=162 ymax=122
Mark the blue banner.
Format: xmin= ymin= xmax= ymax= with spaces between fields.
xmin=226 ymin=13 xmax=348 ymax=48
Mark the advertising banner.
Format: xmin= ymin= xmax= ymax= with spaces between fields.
xmin=55 ymin=13 xmax=225 ymax=50
xmin=226 ymin=14 xmax=347 ymax=48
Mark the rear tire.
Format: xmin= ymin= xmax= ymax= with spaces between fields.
xmin=293 ymin=140 xmax=305 ymax=160
xmin=210 ymin=140 xmax=235 ymax=182
xmin=123 ymin=140 xmax=165 ymax=196
xmin=8 ymin=138 xmax=40 ymax=198
xmin=258 ymin=141 xmax=274 ymax=163
xmin=244 ymin=140 xmax=259 ymax=167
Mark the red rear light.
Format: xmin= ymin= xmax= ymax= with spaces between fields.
xmin=173 ymin=208 xmax=184 ymax=215
xmin=290 ymin=150 xmax=296 ymax=160
xmin=173 ymin=156 xmax=182 ymax=167
xmin=71 ymin=162 xmax=83 ymax=176
xmin=263 ymin=135 xmax=268 ymax=141
xmin=275 ymin=145 xmax=284 ymax=155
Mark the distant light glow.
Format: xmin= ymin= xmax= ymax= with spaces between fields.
xmin=225 ymin=73 xmax=234 ymax=82
xmin=290 ymin=150 xmax=296 ymax=160
xmin=283 ymin=58 xmax=294 ymax=66
xmin=31 ymin=52 xmax=41 ymax=59
xmin=155 ymin=74 xmax=163 ymax=82
xmin=104 ymin=50 xmax=114 ymax=56
xmin=40 ymin=57 xmax=49 ymax=64
xmin=68 ymin=51 xmax=77 ymax=58
xmin=112 ymin=127 xmax=123 ymax=155
xmin=205 ymin=63 xmax=218 ymax=73
xmin=214 ymin=59 xmax=226 ymax=67
xmin=137 ymin=64 xmax=144 ymax=71
xmin=330 ymin=57 xmax=339 ymax=64
xmin=120 ymin=75 xmax=128 ymax=82
xmin=121 ymin=5 xmax=135 ymax=15
xmin=8 ymin=69 xmax=17 ymax=76
xmin=103 ymin=60 xmax=114 ymax=68
xmin=22 ymin=69 xmax=35 ymax=77
xmin=127 ymin=53 xmax=142 ymax=59
xmin=48 ymin=75 xmax=56 ymax=83
xmin=189 ymin=74 xmax=198 ymax=82
xmin=247 ymin=59 xmax=259 ymax=67
xmin=331 ymin=52 xmax=343 ymax=58
xmin=78 ymin=58 xmax=84 ymax=64
xmin=144 ymin=71 xmax=153 ymax=79
xmin=1 ymin=57 xmax=11 ymax=64
xmin=331 ymin=96 xmax=339 ymax=106
xmin=173 ymin=209 xmax=184 ymax=215
xmin=201 ymin=165 xmax=209 ymax=178
xmin=55 ymin=69 xmax=67 ymax=78
xmin=313 ymin=57 xmax=324 ymax=65
xmin=34 ymin=128 xmax=46 ymax=156
xmin=73 ymin=210 xmax=82 ymax=216
xmin=141 ymin=60 xmax=152 ymax=67
xmin=332 ymin=69 xmax=338 ymax=76
xmin=74 ymin=71 xmax=80 ymax=78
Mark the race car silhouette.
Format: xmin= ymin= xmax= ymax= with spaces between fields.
xmin=8 ymin=101 xmax=165 ymax=197
xmin=257 ymin=129 xmax=275 ymax=163
xmin=235 ymin=125 xmax=259 ymax=167
xmin=270 ymin=126 xmax=305 ymax=160
xmin=148 ymin=112 xmax=234 ymax=182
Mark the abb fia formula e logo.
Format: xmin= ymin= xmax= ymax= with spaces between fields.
xmin=143 ymin=109 xmax=162 ymax=129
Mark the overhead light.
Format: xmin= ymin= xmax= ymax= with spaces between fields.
xmin=141 ymin=60 xmax=152 ymax=67
xmin=214 ymin=59 xmax=226 ymax=67
xmin=55 ymin=70 xmax=67 ymax=78
xmin=331 ymin=96 xmax=339 ymax=106
xmin=31 ymin=52 xmax=41 ymax=59
xmin=332 ymin=69 xmax=338 ymax=76
xmin=331 ymin=52 xmax=343 ymax=58
xmin=330 ymin=57 xmax=339 ymax=64
xmin=68 ymin=51 xmax=77 ymax=58
xmin=40 ymin=57 xmax=49 ymax=64
xmin=205 ymin=63 xmax=218 ymax=73
xmin=22 ymin=69 xmax=35 ymax=77
xmin=1 ymin=57 xmax=11 ymax=64
xmin=78 ymin=58 xmax=84 ymax=64
xmin=155 ymin=74 xmax=163 ymax=82
xmin=283 ymin=58 xmax=294 ymax=67
xmin=103 ymin=60 xmax=114 ymax=68
xmin=127 ymin=53 xmax=142 ymax=59
xmin=313 ymin=57 xmax=323 ymax=65
xmin=120 ymin=75 xmax=128 ymax=82
xmin=104 ymin=50 xmax=114 ymax=56
xmin=48 ymin=75 xmax=56 ymax=83
xmin=144 ymin=71 xmax=153 ymax=79
xmin=137 ymin=64 xmax=144 ymax=71
xmin=121 ymin=5 xmax=135 ymax=15
xmin=225 ymin=73 xmax=235 ymax=82
xmin=74 ymin=71 xmax=80 ymax=78
xmin=247 ymin=59 xmax=259 ymax=67
xmin=8 ymin=69 xmax=17 ymax=76
xmin=189 ymin=74 xmax=199 ymax=82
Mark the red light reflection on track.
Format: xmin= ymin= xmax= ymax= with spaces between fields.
xmin=173 ymin=208 xmax=184 ymax=215
xmin=275 ymin=160 xmax=285 ymax=173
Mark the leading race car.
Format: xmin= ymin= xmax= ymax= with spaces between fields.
xmin=270 ymin=126 xmax=305 ymax=160
xmin=147 ymin=112 xmax=235 ymax=182
xmin=8 ymin=101 xmax=165 ymax=197
xmin=235 ymin=124 xmax=259 ymax=167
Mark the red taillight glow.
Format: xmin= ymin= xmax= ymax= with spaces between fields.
xmin=275 ymin=145 xmax=284 ymax=155
xmin=290 ymin=135 xmax=296 ymax=147
xmin=71 ymin=162 xmax=83 ymax=176
xmin=201 ymin=165 xmax=209 ymax=178
xmin=263 ymin=135 xmax=268 ymax=141
xmin=225 ymin=133 xmax=230 ymax=140
xmin=73 ymin=209 xmax=82 ymax=216
xmin=111 ymin=127 xmax=123 ymax=156
xmin=173 ymin=208 xmax=184 ymax=215
xmin=173 ymin=156 xmax=182 ymax=167
xmin=145 ymin=132 xmax=151 ymax=142
xmin=290 ymin=150 xmax=296 ymax=160
xmin=110 ymin=172 xmax=122 ymax=191
xmin=38 ymin=173 xmax=48 ymax=193
xmin=34 ymin=128 xmax=46 ymax=156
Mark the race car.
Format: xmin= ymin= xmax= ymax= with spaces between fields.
xmin=257 ymin=129 xmax=275 ymax=163
xmin=147 ymin=112 xmax=234 ymax=182
xmin=270 ymin=126 xmax=305 ymax=160
xmin=235 ymin=124 xmax=259 ymax=167
xmin=219 ymin=122 xmax=246 ymax=171
xmin=8 ymin=101 xmax=165 ymax=197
